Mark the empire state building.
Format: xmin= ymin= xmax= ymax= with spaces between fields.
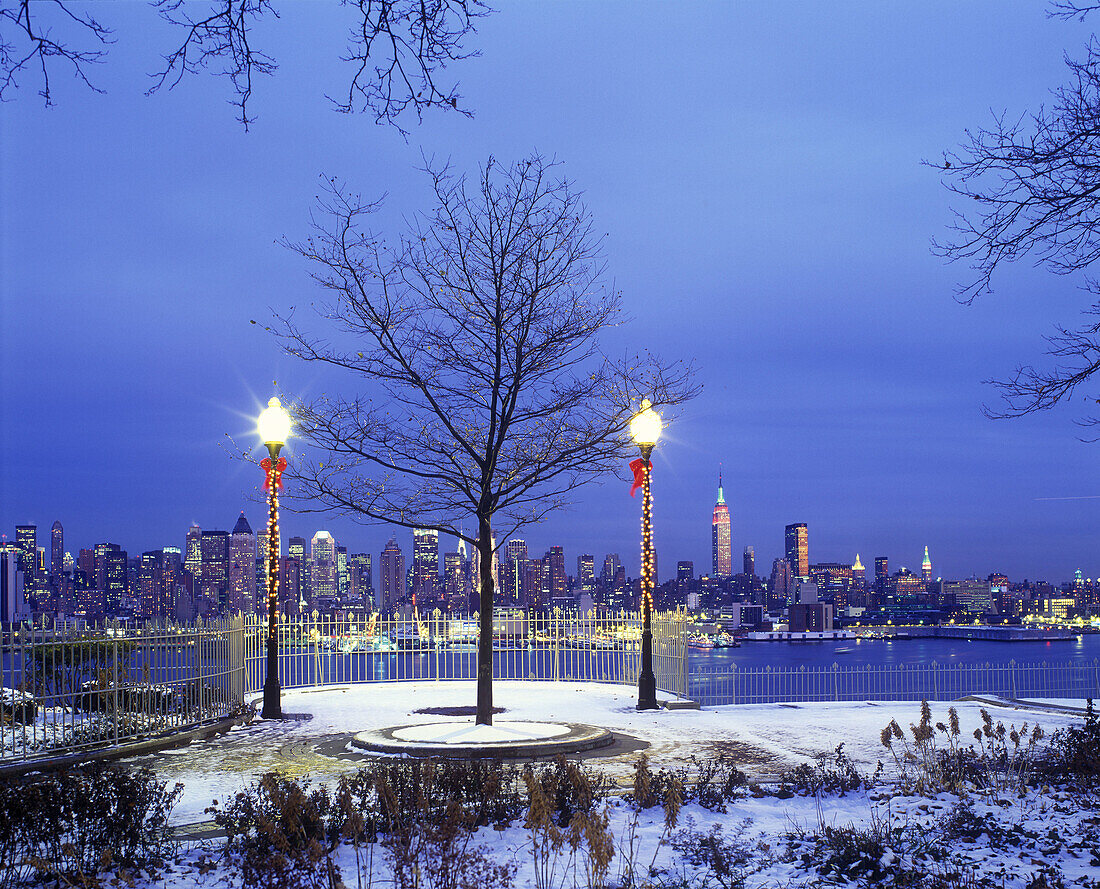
xmin=712 ymin=471 xmax=732 ymax=578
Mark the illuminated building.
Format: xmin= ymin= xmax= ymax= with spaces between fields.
xmin=228 ymin=513 xmax=257 ymax=614
xmin=380 ymin=537 xmax=405 ymax=612
xmin=524 ymin=558 xmax=543 ymax=609
xmin=852 ymin=554 xmax=866 ymax=587
xmin=443 ymin=552 xmax=464 ymax=611
xmin=185 ymin=524 xmax=202 ymax=580
xmin=921 ymin=546 xmax=932 ymax=584
xmin=548 ymin=546 xmax=566 ymax=600
xmin=349 ymin=553 xmax=371 ymax=602
xmin=50 ymin=521 xmax=63 ymax=579
xmin=712 ymin=472 xmax=731 ymax=578
xmin=1 ymin=542 xmax=26 ymax=624
xmin=101 ymin=545 xmax=128 ymax=614
xmin=280 ymin=556 xmax=301 ymax=615
xmin=502 ymin=540 xmax=528 ymax=605
xmin=199 ymin=531 xmax=228 ymax=612
xmin=412 ymin=529 xmax=439 ymax=602
xmin=768 ymin=557 xmax=793 ymax=611
xmin=288 ymin=537 xmax=307 ymax=602
xmin=311 ymin=531 xmax=337 ymax=604
xmin=601 ymin=553 xmax=621 ymax=588
xmin=336 ymin=546 xmax=349 ymax=601
xmin=577 ymin=553 xmax=595 ymax=596
xmin=677 ymin=561 xmax=694 ymax=587
xmin=941 ymin=579 xmax=993 ymax=614
xmin=743 ymin=546 xmax=754 ymax=577
xmin=784 ymin=523 xmax=808 ymax=579
xmin=874 ymin=556 xmax=888 ymax=593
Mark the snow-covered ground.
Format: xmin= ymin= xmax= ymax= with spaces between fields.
xmin=120 ymin=681 xmax=1088 ymax=826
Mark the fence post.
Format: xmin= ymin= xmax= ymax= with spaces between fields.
xmin=932 ymin=660 xmax=938 ymax=701
xmin=1009 ymin=659 xmax=1018 ymax=700
xmin=832 ymin=662 xmax=839 ymax=701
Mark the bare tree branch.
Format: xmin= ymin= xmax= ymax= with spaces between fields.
xmin=0 ymin=0 xmax=112 ymax=106
xmin=936 ymin=9 xmax=1100 ymax=423
xmin=330 ymin=0 xmax=486 ymax=135
xmin=270 ymin=154 xmax=698 ymax=722
xmin=147 ymin=0 xmax=278 ymax=130
xmin=1 ymin=0 xmax=485 ymax=130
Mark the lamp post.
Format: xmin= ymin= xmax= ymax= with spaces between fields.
xmin=630 ymin=398 xmax=662 ymax=711
xmin=258 ymin=396 xmax=291 ymax=720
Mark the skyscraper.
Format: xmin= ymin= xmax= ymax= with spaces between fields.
xmin=743 ymin=545 xmax=755 ymax=577
xmin=601 ymin=554 xmax=621 ymax=589
xmin=503 ymin=539 xmax=528 ymax=605
xmin=15 ymin=525 xmax=36 ymax=578
xmin=228 ymin=513 xmax=257 ymax=614
xmin=349 ymin=553 xmax=372 ymax=602
xmin=412 ymin=529 xmax=439 ymax=602
xmin=443 ymin=552 xmax=464 ymax=610
xmin=784 ymin=523 xmax=808 ymax=579
xmin=921 ymin=546 xmax=932 ymax=584
xmin=199 ymin=531 xmax=229 ymax=612
xmin=874 ymin=556 xmax=889 ymax=593
xmin=311 ymin=531 xmax=337 ymax=604
xmin=769 ymin=557 xmax=793 ymax=610
xmin=0 ymin=542 xmax=26 ymax=624
xmin=287 ymin=536 xmax=306 ymax=604
xmin=185 ymin=525 xmax=202 ymax=580
xmin=336 ymin=546 xmax=349 ymax=601
xmin=712 ymin=472 xmax=731 ymax=578
xmin=548 ymin=546 xmax=566 ymax=601
xmin=577 ymin=554 xmax=595 ymax=596
xmin=677 ymin=561 xmax=694 ymax=587
xmin=852 ymin=554 xmax=866 ymax=587
xmin=50 ymin=521 xmax=63 ymax=580
xmin=380 ymin=537 xmax=406 ymax=612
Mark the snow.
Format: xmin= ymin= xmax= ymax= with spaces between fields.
xmin=110 ymin=681 xmax=1098 ymax=888
xmin=391 ymin=721 xmax=571 ymax=743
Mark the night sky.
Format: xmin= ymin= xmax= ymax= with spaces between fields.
xmin=3 ymin=2 xmax=1098 ymax=584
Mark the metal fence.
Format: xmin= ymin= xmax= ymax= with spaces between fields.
xmin=1 ymin=617 xmax=246 ymax=765
xmin=0 ymin=609 xmax=685 ymax=764
xmin=240 ymin=610 xmax=687 ymax=698
xmin=689 ymin=659 xmax=1100 ymax=706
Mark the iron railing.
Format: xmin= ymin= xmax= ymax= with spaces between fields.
xmin=688 ymin=659 xmax=1100 ymax=706
xmin=1 ymin=616 xmax=246 ymax=765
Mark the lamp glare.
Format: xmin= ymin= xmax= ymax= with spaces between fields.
xmin=258 ymin=396 xmax=292 ymax=445
xmin=630 ymin=398 xmax=662 ymax=447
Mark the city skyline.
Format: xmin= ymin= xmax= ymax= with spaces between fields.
xmin=6 ymin=4 xmax=1100 ymax=581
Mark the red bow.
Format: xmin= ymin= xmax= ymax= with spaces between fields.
xmin=261 ymin=456 xmax=287 ymax=491
xmin=629 ymin=458 xmax=650 ymax=497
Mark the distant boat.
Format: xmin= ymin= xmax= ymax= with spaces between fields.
xmin=687 ymin=633 xmax=716 ymax=650
xmin=713 ymin=632 xmax=740 ymax=649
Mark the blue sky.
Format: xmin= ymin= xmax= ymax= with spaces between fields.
xmin=2 ymin=2 xmax=1098 ymax=583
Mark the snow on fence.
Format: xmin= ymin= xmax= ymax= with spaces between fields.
xmin=0 ymin=617 xmax=246 ymax=765
xmin=689 ymin=659 xmax=1100 ymax=706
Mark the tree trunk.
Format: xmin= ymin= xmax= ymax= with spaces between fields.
xmin=475 ymin=514 xmax=495 ymax=725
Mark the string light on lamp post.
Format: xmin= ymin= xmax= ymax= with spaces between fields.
xmin=630 ymin=398 xmax=662 ymax=711
xmin=258 ymin=396 xmax=291 ymax=720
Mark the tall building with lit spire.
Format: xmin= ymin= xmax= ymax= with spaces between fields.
xmin=712 ymin=470 xmax=732 ymax=578
xmin=852 ymin=553 xmax=866 ymax=587
xmin=921 ymin=546 xmax=932 ymax=584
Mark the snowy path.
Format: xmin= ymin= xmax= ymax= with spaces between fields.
xmin=117 ymin=680 xmax=1087 ymax=826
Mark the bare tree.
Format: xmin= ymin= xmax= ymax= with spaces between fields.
xmin=2 ymin=0 xmax=486 ymax=130
xmin=270 ymin=154 xmax=697 ymax=724
xmin=934 ymin=3 xmax=1100 ymax=423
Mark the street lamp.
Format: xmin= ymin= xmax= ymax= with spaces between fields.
xmin=630 ymin=398 xmax=662 ymax=711
xmin=258 ymin=396 xmax=291 ymax=719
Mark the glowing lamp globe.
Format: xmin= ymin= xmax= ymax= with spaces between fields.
xmin=630 ymin=399 xmax=662 ymax=447
xmin=258 ymin=397 xmax=291 ymax=446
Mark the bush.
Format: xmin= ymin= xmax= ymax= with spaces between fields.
xmin=684 ymin=746 xmax=748 ymax=812
xmin=665 ymin=820 xmax=771 ymax=889
xmin=1041 ymin=698 xmax=1100 ymax=789
xmin=0 ymin=764 xmax=181 ymax=888
xmin=213 ymin=773 xmax=345 ymax=889
xmin=343 ymin=757 xmax=526 ymax=838
xmin=778 ymin=743 xmax=879 ymax=797
xmin=523 ymin=756 xmax=609 ymax=826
